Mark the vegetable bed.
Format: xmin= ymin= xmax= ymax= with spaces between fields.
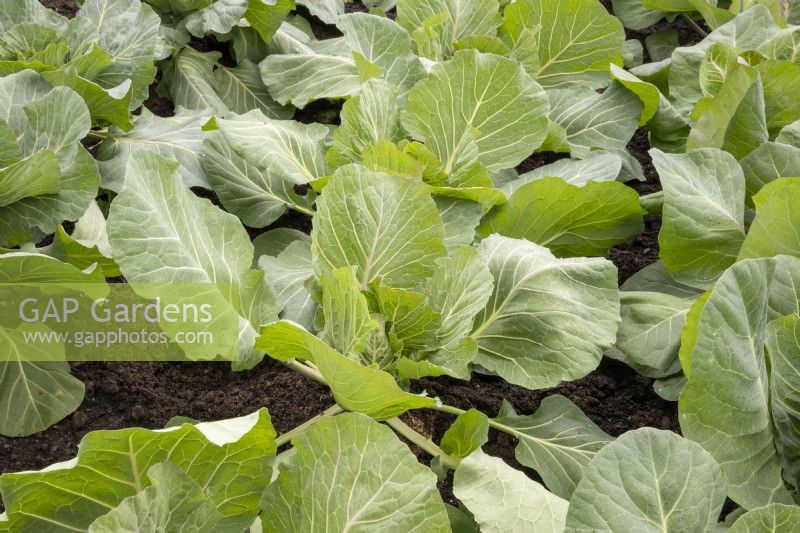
xmin=1 ymin=0 xmax=799 ymax=531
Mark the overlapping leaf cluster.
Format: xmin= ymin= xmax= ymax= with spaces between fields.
xmin=1 ymin=0 xmax=800 ymax=531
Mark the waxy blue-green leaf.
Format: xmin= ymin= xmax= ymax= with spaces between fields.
xmin=262 ymin=412 xmax=449 ymax=532
xmin=482 ymin=177 xmax=644 ymax=258
xmin=729 ymin=504 xmax=800 ymax=533
xmin=766 ymin=314 xmax=800 ymax=492
xmin=454 ymin=450 xmax=568 ymax=533
xmin=565 ymin=428 xmax=726 ymax=532
xmin=257 ymin=321 xmax=437 ymax=418
xmin=203 ymin=130 xmax=315 ymax=228
xmin=296 ymin=0 xmax=343 ymax=24
xmin=0 ymin=72 xmax=100 ymax=247
xmin=652 ymin=148 xmax=746 ymax=288
xmin=258 ymin=240 xmax=316 ymax=329
xmin=403 ymin=49 xmax=549 ymax=172
xmin=217 ymin=109 xmax=329 ymax=185
xmin=505 ymin=153 xmax=623 ymax=194
xmin=494 ymin=396 xmax=612 ymax=499
xmin=612 ymin=0 xmax=665 ymax=29
xmin=679 ymin=257 xmax=799 ymax=509
xmin=547 ymin=84 xmax=642 ymax=158
xmin=500 ymin=0 xmax=624 ymax=88
xmin=613 ymin=291 xmax=692 ymax=378
xmin=739 ymin=178 xmax=800 ymax=260
xmin=0 ymin=0 xmax=67 ymax=34
xmin=434 ymin=197 xmax=482 ymax=251
xmin=777 ymin=120 xmax=800 ymax=147
xmin=213 ymin=59 xmax=290 ymax=119
xmin=740 ymin=141 xmax=800 ymax=202
xmin=471 ymin=235 xmax=620 ymax=389
xmin=107 ymin=150 xmax=278 ymax=366
xmin=88 ymin=462 xmax=225 ymax=532
xmin=160 ymin=48 xmax=229 ymax=114
xmin=183 ymin=0 xmax=246 ymax=36
xmin=261 ymin=13 xmax=423 ymax=107
xmin=0 ymin=251 xmax=106 ymax=438
xmin=621 ymin=260 xmax=706 ymax=299
xmin=0 ymin=409 xmax=275 ymax=532
xmin=312 ymin=165 xmax=446 ymax=290
xmin=98 ymin=107 xmax=213 ymax=191
xmin=67 ymin=0 xmax=160 ymax=109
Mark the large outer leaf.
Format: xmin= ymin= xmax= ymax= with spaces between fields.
xmin=482 ymin=177 xmax=644 ymax=258
xmin=740 ymin=141 xmax=800 ymax=202
xmin=217 ymin=109 xmax=328 ymax=185
xmin=0 ymin=0 xmax=67 ymax=33
xmin=312 ymin=165 xmax=446 ymax=290
xmin=565 ymin=428 xmax=726 ymax=532
xmin=453 ymin=450 xmax=568 ymax=533
xmin=766 ymin=314 xmax=800 ymax=491
xmin=728 ymin=504 xmax=800 ymax=533
xmin=679 ymin=258 xmax=797 ymax=509
xmin=160 ymin=48 xmax=228 ymax=114
xmin=0 ymin=255 xmax=102 ymax=439
xmin=257 ymin=321 xmax=436 ymax=419
xmin=0 ymin=72 xmax=99 ymax=246
xmin=203 ymin=131 xmax=314 ymax=228
xmin=613 ymin=291 xmax=692 ymax=378
xmin=611 ymin=0 xmax=664 ymax=30
xmin=183 ymin=0 xmax=246 ymax=36
xmin=651 ymin=148 xmax=746 ymax=288
xmin=296 ymin=0 xmax=342 ymax=24
xmin=88 ymin=463 xmax=225 ymax=532
xmin=499 ymin=0 xmax=624 ymax=88
xmin=97 ymin=107 xmax=212 ymax=191
xmin=0 ymin=410 xmax=275 ymax=532
xmin=0 ymin=253 xmax=102 ymax=437
xmin=471 ymin=235 xmax=620 ymax=389
xmin=493 ymin=395 xmax=612 ymax=499
xmin=107 ymin=150 xmax=277 ymax=366
xmin=261 ymin=413 xmax=449 ymax=532
xmin=739 ymin=178 xmax=800 ymax=260
xmin=261 ymin=13 xmax=422 ymax=107
xmin=621 ymin=260 xmax=704 ymax=299
xmin=0 ymin=253 xmax=108 ymax=437
xmin=402 ymin=49 xmax=549 ymax=172
xmin=67 ymin=0 xmax=159 ymax=109
xmin=546 ymin=84 xmax=642 ymax=158
xmin=213 ymin=59 xmax=290 ymax=119
xmin=506 ymin=152 xmax=623 ymax=193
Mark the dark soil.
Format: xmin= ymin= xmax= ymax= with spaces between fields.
xmin=5 ymin=0 xmax=680 ymax=517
